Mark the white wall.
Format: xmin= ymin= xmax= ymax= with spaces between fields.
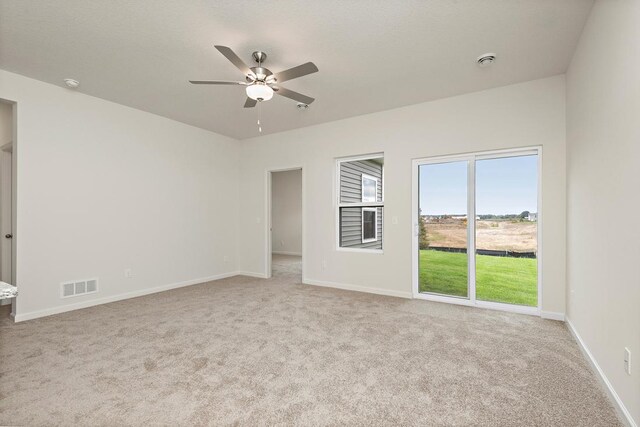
xmin=0 ymin=70 xmax=567 ymax=321
xmin=0 ymin=70 xmax=240 ymax=321
xmin=238 ymin=76 xmax=567 ymax=315
xmin=271 ymin=169 xmax=302 ymax=256
xmin=566 ymin=0 xmax=640 ymax=424
xmin=0 ymin=102 xmax=10 ymax=144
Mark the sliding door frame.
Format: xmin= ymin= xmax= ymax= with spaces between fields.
xmin=411 ymin=146 xmax=542 ymax=316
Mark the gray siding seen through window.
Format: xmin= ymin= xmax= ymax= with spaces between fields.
xmin=339 ymin=159 xmax=383 ymax=249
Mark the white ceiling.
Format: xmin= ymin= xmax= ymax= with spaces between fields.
xmin=0 ymin=0 xmax=593 ymax=139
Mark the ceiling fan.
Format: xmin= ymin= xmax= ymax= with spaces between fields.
xmin=190 ymin=45 xmax=318 ymax=108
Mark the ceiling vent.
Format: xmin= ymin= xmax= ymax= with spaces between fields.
xmin=61 ymin=278 xmax=98 ymax=298
xmin=63 ymin=78 xmax=80 ymax=88
xmin=476 ymin=53 xmax=497 ymax=67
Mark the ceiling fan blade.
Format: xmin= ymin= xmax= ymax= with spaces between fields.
xmin=274 ymin=62 xmax=318 ymax=83
xmin=273 ymin=86 xmax=315 ymax=104
xmin=189 ymin=80 xmax=246 ymax=85
xmin=214 ymin=45 xmax=255 ymax=77
xmin=244 ymin=97 xmax=257 ymax=108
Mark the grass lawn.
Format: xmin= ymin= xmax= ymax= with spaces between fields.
xmin=419 ymin=250 xmax=537 ymax=306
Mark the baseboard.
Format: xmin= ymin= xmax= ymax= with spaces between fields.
xmin=236 ymin=271 xmax=269 ymax=279
xmin=272 ymin=251 xmax=302 ymax=256
xmin=303 ymin=278 xmax=412 ymax=299
xmin=13 ymin=271 xmax=239 ymax=322
xmin=566 ymin=318 xmax=637 ymax=427
xmin=540 ymin=311 xmax=565 ymax=321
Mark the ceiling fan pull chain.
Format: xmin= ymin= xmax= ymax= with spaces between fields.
xmin=258 ymin=102 xmax=262 ymax=133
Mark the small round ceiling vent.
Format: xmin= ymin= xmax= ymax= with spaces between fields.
xmin=63 ymin=78 xmax=80 ymax=88
xmin=476 ymin=53 xmax=496 ymax=67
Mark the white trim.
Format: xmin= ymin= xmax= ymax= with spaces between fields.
xmin=361 ymin=207 xmax=377 ymax=243
xmin=536 ymin=147 xmax=543 ymax=311
xmin=337 ymin=202 xmax=385 ymax=211
xmin=335 ymin=152 xmax=384 ymax=163
xmin=567 ymin=318 xmax=637 ymax=427
xmin=271 ymin=251 xmax=302 ymax=256
xmin=417 ymin=147 xmax=540 ymax=163
xmin=540 ymin=311 xmax=565 ymax=321
xmin=413 ymin=291 xmax=541 ymax=316
xmin=412 ymin=146 xmax=544 ymax=317
xmin=468 ymin=158 xmax=476 ymax=302
xmin=477 ymin=299 xmax=539 ymax=316
xmin=237 ymin=271 xmax=269 ymax=279
xmin=13 ymin=271 xmax=240 ymax=322
xmin=336 ymin=247 xmax=383 ymax=254
xmin=303 ymin=278 xmax=412 ymax=299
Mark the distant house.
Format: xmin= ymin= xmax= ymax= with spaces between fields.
xmin=339 ymin=159 xmax=383 ymax=249
xmin=527 ymin=212 xmax=538 ymax=221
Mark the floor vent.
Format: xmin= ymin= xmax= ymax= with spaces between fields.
xmin=61 ymin=279 xmax=98 ymax=298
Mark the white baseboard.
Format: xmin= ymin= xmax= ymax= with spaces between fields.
xmin=272 ymin=251 xmax=302 ymax=256
xmin=236 ymin=271 xmax=269 ymax=279
xmin=303 ymin=278 xmax=412 ymax=299
xmin=540 ymin=311 xmax=565 ymax=321
xmin=13 ymin=271 xmax=239 ymax=322
xmin=566 ymin=318 xmax=637 ymax=427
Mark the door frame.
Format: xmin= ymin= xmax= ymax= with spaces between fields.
xmin=265 ymin=166 xmax=305 ymax=279
xmin=0 ymin=143 xmax=12 ymax=285
xmin=411 ymin=146 xmax=543 ymax=316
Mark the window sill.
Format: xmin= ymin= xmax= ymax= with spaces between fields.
xmin=336 ymin=247 xmax=384 ymax=255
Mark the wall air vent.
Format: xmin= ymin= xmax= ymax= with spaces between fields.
xmin=61 ymin=278 xmax=98 ymax=298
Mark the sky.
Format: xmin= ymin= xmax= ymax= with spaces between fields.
xmin=419 ymin=155 xmax=538 ymax=215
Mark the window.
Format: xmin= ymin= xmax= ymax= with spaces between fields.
xmin=362 ymin=208 xmax=377 ymax=242
xmin=361 ymin=174 xmax=378 ymax=202
xmin=337 ymin=155 xmax=384 ymax=250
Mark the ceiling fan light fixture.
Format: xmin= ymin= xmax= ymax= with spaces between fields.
xmin=246 ymin=82 xmax=274 ymax=101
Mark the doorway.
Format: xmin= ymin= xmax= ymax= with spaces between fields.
xmin=412 ymin=148 xmax=541 ymax=315
xmin=0 ymin=100 xmax=15 ymax=312
xmin=268 ymin=168 xmax=303 ymax=280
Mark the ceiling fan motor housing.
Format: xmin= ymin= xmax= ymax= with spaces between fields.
xmin=247 ymin=66 xmax=273 ymax=83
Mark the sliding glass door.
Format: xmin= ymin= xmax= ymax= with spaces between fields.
xmin=475 ymin=155 xmax=538 ymax=306
xmin=414 ymin=149 xmax=540 ymax=312
xmin=418 ymin=160 xmax=469 ymax=298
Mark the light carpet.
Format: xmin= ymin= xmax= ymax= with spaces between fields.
xmin=0 ymin=259 xmax=621 ymax=426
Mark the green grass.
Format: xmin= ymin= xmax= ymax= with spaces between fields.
xmin=419 ymin=250 xmax=537 ymax=306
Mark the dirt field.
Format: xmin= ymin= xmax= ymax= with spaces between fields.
xmin=426 ymin=218 xmax=537 ymax=252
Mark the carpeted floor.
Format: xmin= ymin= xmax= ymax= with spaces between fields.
xmin=272 ymin=253 xmax=302 ymax=278
xmin=0 ymin=258 xmax=622 ymax=426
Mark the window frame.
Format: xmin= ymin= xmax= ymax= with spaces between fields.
xmin=336 ymin=153 xmax=385 ymax=253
